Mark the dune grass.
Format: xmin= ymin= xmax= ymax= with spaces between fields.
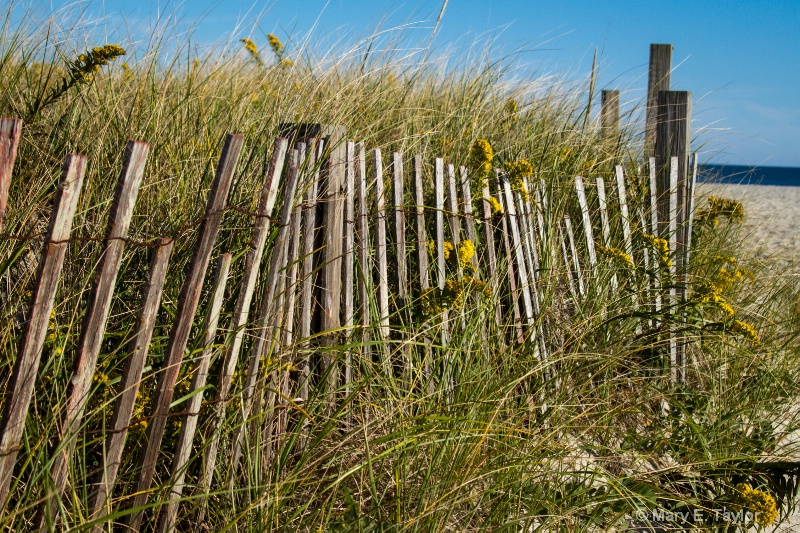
xmin=0 ymin=4 xmax=799 ymax=531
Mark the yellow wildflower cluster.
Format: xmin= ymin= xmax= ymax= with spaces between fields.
xmin=121 ymin=62 xmax=132 ymax=79
xmin=693 ymin=281 xmax=735 ymax=319
xmin=731 ymin=319 xmax=761 ymax=346
xmin=714 ymin=256 xmax=753 ymax=288
xmin=505 ymin=159 xmax=533 ymax=201
xmin=426 ymin=240 xmax=454 ymax=259
xmin=697 ymin=196 xmax=744 ymax=227
xmin=734 ymin=483 xmax=778 ymax=526
xmin=240 ymin=38 xmax=264 ymax=67
xmin=268 ymin=34 xmax=284 ymax=57
xmin=559 ymin=147 xmax=573 ymax=162
xmin=420 ymin=276 xmax=491 ymax=316
xmin=470 ymin=139 xmax=494 ymax=189
xmin=459 ymin=240 xmax=476 ymax=272
xmin=70 ymin=44 xmax=126 ymax=84
xmin=488 ymin=196 xmax=503 ymax=214
xmin=643 ymin=234 xmax=672 ymax=270
xmin=597 ymin=245 xmax=634 ymax=269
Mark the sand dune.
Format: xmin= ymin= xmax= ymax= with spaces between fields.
xmin=696 ymin=183 xmax=800 ymax=259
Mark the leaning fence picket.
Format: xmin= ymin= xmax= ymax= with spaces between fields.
xmin=125 ymin=134 xmax=243 ymax=531
xmin=40 ymin=141 xmax=149 ymax=527
xmin=393 ymin=152 xmax=408 ymax=311
xmin=0 ymin=118 xmax=22 ymax=231
xmin=355 ymin=143 xmax=372 ymax=367
xmin=297 ymin=140 xmax=322 ymax=406
xmin=0 ymin=153 xmax=86 ymax=509
xmin=563 ymin=215 xmax=586 ymax=298
xmin=574 ymin=176 xmax=598 ymax=271
xmin=158 ymin=253 xmax=232 ymax=533
xmin=194 ymin=139 xmax=287 ymax=518
xmin=88 ymin=238 xmax=174 ymax=530
xmin=459 ymin=167 xmax=478 ymax=273
xmin=495 ymin=178 xmax=524 ymax=344
xmin=596 ymin=177 xmax=617 ymax=291
xmin=230 ymin=147 xmax=300 ymax=479
xmin=481 ymin=183 xmax=504 ymax=332
xmin=501 ymin=174 xmax=534 ymax=331
xmin=667 ymin=157 xmax=680 ymax=383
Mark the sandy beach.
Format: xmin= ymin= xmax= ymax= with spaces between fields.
xmin=696 ymin=183 xmax=800 ymax=259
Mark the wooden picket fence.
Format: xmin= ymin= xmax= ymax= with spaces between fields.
xmin=0 ymin=40 xmax=698 ymax=533
xmin=0 ymin=116 xmax=698 ymax=530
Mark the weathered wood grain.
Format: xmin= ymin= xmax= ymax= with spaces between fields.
xmin=413 ymin=155 xmax=433 ymax=392
xmin=88 ymin=238 xmax=174 ymax=530
xmin=645 ymin=44 xmax=672 ymax=156
xmin=0 ymin=118 xmax=22 ymax=232
xmin=601 ymin=90 xmax=620 ymax=139
xmin=354 ymin=142 xmax=370 ymax=352
xmin=40 ymin=141 xmax=149 ymax=527
xmin=196 ymin=138 xmax=287 ymax=511
xmin=157 ymin=253 xmax=231 ymax=533
xmin=124 ymin=134 xmax=243 ymax=531
xmin=0 ymin=153 xmax=86 ymax=508
xmin=392 ymin=152 xmax=408 ymax=308
xmin=343 ymin=142 xmax=355 ymax=407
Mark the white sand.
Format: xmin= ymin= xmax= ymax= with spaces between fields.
xmin=696 ymin=183 xmax=800 ymax=259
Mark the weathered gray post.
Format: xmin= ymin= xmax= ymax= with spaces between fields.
xmin=654 ymin=90 xmax=691 ymax=384
xmin=646 ymin=44 xmax=673 ymax=156
xmin=600 ymin=90 xmax=620 ymax=139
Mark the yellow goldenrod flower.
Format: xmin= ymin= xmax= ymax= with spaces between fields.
xmin=734 ymin=483 xmax=777 ymax=526
xmin=470 ymin=139 xmax=494 ymax=188
xmin=597 ymin=245 xmax=634 ymax=269
xmin=488 ymin=196 xmax=503 ymax=214
xmin=241 ymin=38 xmax=264 ymax=67
xmin=280 ymin=58 xmax=294 ymax=68
xmin=459 ymin=240 xmax=475 ymax=271
xmin=505 ymin=160 xmax=533 ymax=201
xmin=731 ymin=319 xmax=760 ymax=346
xmin=696 ymin=196 xmax=744 ymax=227
xmin=443 ymin=241 xmax=454 ymax=260
xmin=643 ymin=234 xmax=672 ymax=270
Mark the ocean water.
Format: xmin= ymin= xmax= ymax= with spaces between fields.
xmin=698 ymin=164 xmax=800 ymax=187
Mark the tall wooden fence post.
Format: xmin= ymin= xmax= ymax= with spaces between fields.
xmin=645 ymin=44 xmax=673 ymax=156
xmin=654 ymin=90 xmax=691 ymax=384
xmin=0 ymin=154 xmax=86 ymax=509
xmin=601 ymin=90 xmax=620 ymax=140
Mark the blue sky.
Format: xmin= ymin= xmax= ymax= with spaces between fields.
xmin=37 ymin=0 xmax=800 ymax=166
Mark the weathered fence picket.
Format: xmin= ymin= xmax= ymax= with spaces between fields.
xmin=40 ymin=140 xmax=149 ymax=528
xmin=89 ymin=238 xmax=174 ymax=530
xmin=125 ymin=134 xmax=243 ymax=531
xmin=0 ymin=153 xmax=86 ymax=508
xmin=0 ymin=118 xmax=22 ymax=232
xmin=196 ymin=138 xmax=287 ymax=518
xmin=158 ymin=253 xmax=232 ymax=533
